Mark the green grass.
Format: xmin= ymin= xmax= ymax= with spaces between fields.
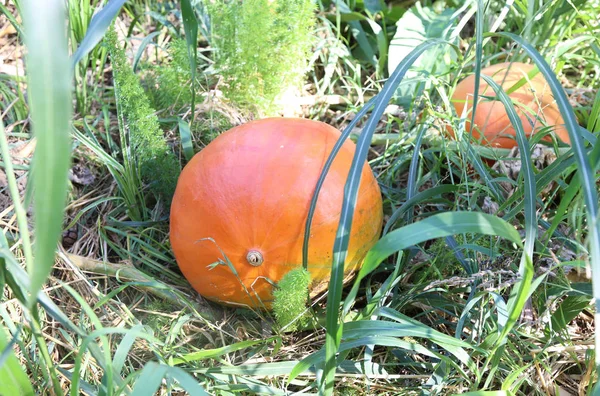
xmin=0 ymin=0 xmax=599 ymax=394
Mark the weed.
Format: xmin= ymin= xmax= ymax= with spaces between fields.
xmin=144 ymin=38 xmax=195 ymax=114
xmin=272 ymin=267 xmax=310 ymax=331
xmin=105 ymin=27 xmax=180 ymax=204
xmin=207 ymin=0 xmax=316 ymax=116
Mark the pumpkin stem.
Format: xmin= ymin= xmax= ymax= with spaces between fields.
xmin=246 ymin=250 xmax=264 ymax=266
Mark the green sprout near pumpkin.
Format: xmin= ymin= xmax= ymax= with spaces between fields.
xmin=272 ymin=267 xmax=311 ymax=331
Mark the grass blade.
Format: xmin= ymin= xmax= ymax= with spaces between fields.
xmin=23 ymin=0 xmax=72 ymax=306
xmin=321 ymin=38 xmax=450 ymax=394
xmin=171 ymin=339 xmax=268 ymax=365
xmin=131 ymin=362 xmax=168 ymax=396
xmin=469 ymin=0 xmax=483 ymax=139
xmin=178 ymin=118 xmax=195 ymax=162
xmin=405 ymin=123 xmax=428 ymax=223
xmin=302 ymin=96 xmax=376 ymax=270
xmin=383 ymin=184 xmax=459 ymax=235
xmin=132 ymin=31 xmax=162 ymax=72
xmin=290 ymin=335 xmax=462 ymax=383
xmin=71 ymin=0 xmax=127 ymax=69
xmin=342 ymin=211 xmax=522 ymax=315
xmin=180 ymin=0 xmax=198 ymax=125
xmin=477 ymin=74 xmax=536 ymax=347
xmin=0 ymin=122 xmax=33 ymax=279
xmin=0 ymin=327 xmax=34 ymax=396
xmin=495 ymin=32 xmax=600 ymax=386
xmin=164 ymin=366 xmax=209 ymax=395
xmin=130 ymin=362 xmax=209 ymax=396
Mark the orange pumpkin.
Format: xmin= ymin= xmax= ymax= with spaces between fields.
xmin=169 ymin=118 xmax=383 ymax=308
xmin=449 ymin=62 xmax=570 ymax=148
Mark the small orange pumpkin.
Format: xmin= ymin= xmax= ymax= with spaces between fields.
xmin=449 ymin=62 xmax=570 ymax=148
xmin=169 ymin=118 xmax=383 ymax=308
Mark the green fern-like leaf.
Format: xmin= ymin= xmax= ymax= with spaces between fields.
xmin=145 ymin=39 xmax=195 ymax=112
xmin=208 ymin=0 xmax=315 ymax=116
xmin=272 ymin=267 xmax=311 ymax=331
xmin=105 ymin=27 xmax=180 ymax=202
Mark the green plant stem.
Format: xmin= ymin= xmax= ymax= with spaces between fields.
xmin=0 ymin=121 xmax=33 ymax=272
xmin=30 ymin=313 xmax=63 ymax=395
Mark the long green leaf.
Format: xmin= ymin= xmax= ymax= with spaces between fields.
xmin=0 ymin=327 xmax=34 ymax=396
xmin=131 ymin=362 xmax=168 ymax=396
xmin=302 ymin=96 xmax=376 ymax=270
xmin=320 ymin=38 xmax=448 ymax=395
xmin=178 ymin=118 xmax=195 ymax=162
xmin=164 ymin=366 xmax=209 ymax=395
xmin=171 ymin=339 xmax=267 ymax=365
xmin=342 ymin=211 xmax=522 ymax=314
xmin=405 ymin=123 xmax=428 ymax=223
xmin=320 ymin=36 xmax=454 ymax=395
xmin=289 ymin=334 xmax=454 ymax=383
xmin=495 ymin=32 xmax=600 ymax=386
xmin=383 ymin=184 xmax=459 ymax=235
xmin=130 ymin=362 xmax=209 ymax=395
xmin=23 ymin=0 xmax=72 ymax=306
xmin=477 ymin=75 xmax=536 ymax=347
xmin=180 ymin=0 xmax=198 ymax=126
xmin=0 ymin=123 xmax=33 ymax=287
xmin=71 ymin=0 xmax=127 ymax=68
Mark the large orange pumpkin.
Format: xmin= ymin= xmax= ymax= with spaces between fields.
xmin=169 ymin=118 xmax=383 ymax=308
xmin=449 ymin=62 xmax=570 ymax=148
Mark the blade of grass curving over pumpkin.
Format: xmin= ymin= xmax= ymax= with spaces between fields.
xmin=469 ymin=0 xmax=484 ymax=140
xmin=320 ymin=38 xmax=448 ymax=395
xmin=302 ymin=95 xmax=377 ymax=270
xmin=495 ymin=31 xmax=600 ymax=385
xmin=452 ymin=1 xmax=503 ymax=202
xmin=71 ymin=0 xmax=127 ymax=69
xmin=504 ymin=36 xmax=592 ymax=96
xmin=180 ymin=0 xmax=198 ymax=124
xmin=478 ymin=75 xmax=536 ymax=347
xmin=464 ymin=0 xmax=504 ymax=199
xmin=23 ymin=0 xmax=72 ymax=307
